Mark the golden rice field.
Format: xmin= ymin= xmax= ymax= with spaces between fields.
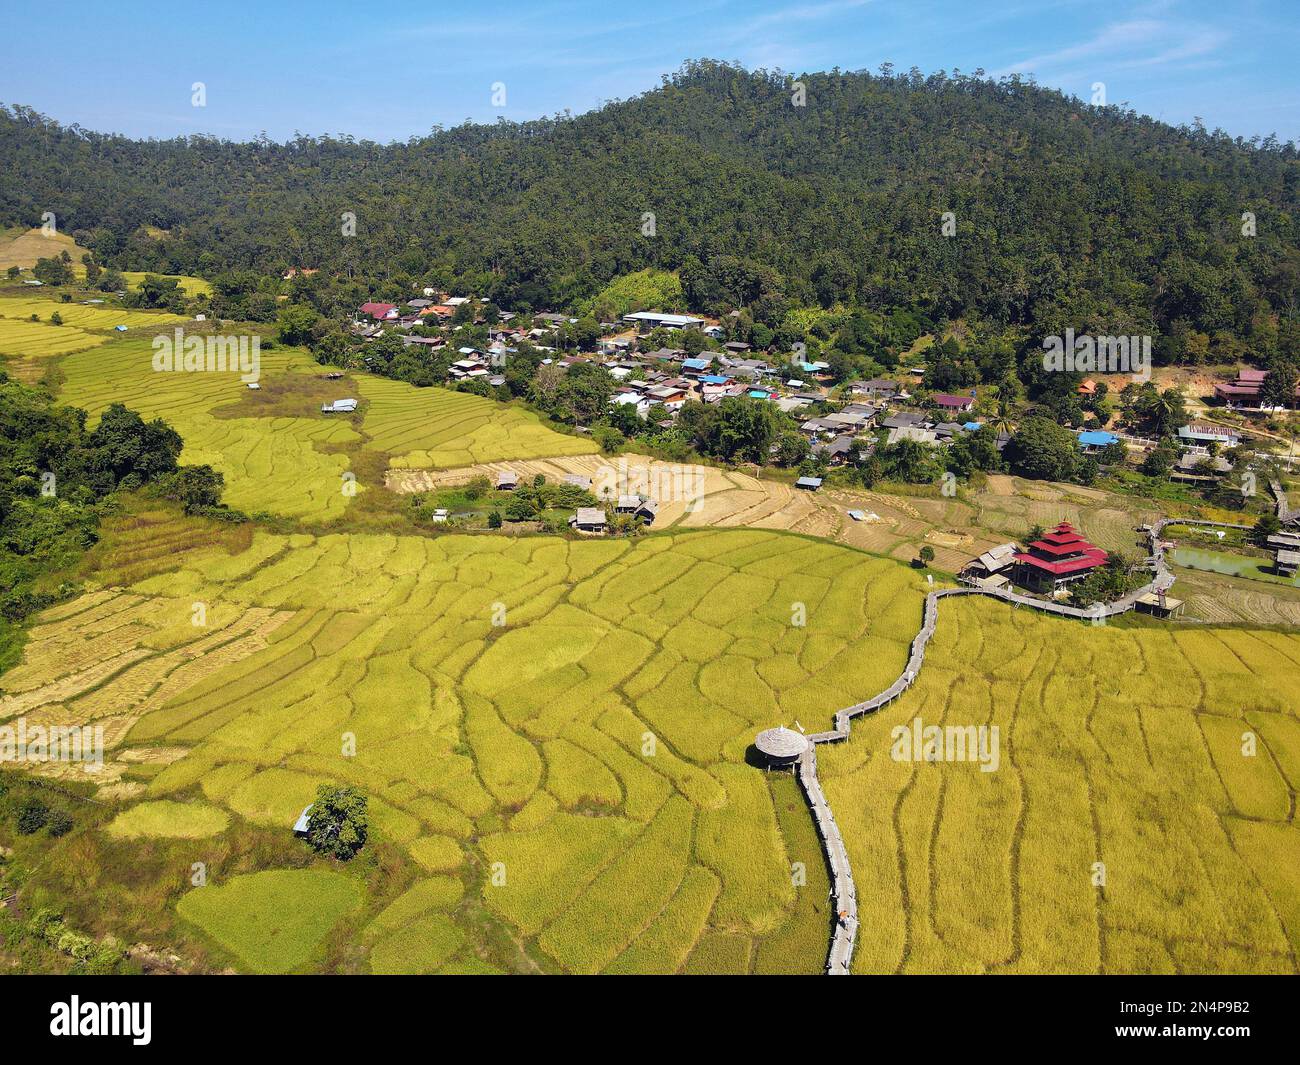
xmin=0 ymin=295 xmax=188 ymax=331
xmin=54 ymin=334 xmax=596 ymax=520
xmin=819 ymin=598 xmax=1300 ymax=974
xmin=120 ymin=271 xmax=213 ymax=298
xmin=2 ymin=526 xmax=923 ymax=974
xmin=0 ymin=316 xmax=108 ymax=358
xmin=3 ymin=513 xmax=1299 ymax=973
xmin=58 ymin=338 xmax=359 ymax=520
xmin=357 ymin=375 xmax=596 ymax=468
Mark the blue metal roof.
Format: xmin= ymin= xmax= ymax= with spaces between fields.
xmin=1077 ymin=430 xmax=1119 ymax=447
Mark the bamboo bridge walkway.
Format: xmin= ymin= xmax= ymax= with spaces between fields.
xmin=793 ymin=515 xmax=1239 ymax=975
xmin=1272 ymin=479 xmax=1296 ymax=526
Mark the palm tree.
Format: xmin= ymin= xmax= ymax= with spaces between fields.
xmin=991 ymin=396 xmax=1017 ymax=436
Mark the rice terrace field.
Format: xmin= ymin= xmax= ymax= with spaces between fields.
xmin=3 ymin=498 xmax=1298 ymax=974
xmin=0 ymin=312 xmax=1297 ymax=974
xmin=0 ymin=316 xmax=107 ymax=359
xmin=0 ymin=302 xmax=1295 ymax=976
xmin=49 ymin=330 xmax=596 ymax=521
xmin=3 ymin=524 xmax=922 ymax=973
xmin=358 ymin=374 xmax=596 ymax=469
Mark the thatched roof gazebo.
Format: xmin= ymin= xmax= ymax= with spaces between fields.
xmin=754 ymin=726 xmax=809 ymax=767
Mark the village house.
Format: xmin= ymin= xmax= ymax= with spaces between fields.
xmin=1269 ymin=531 xmax=1300 ymax=575
xmin=815 ymin=434 xmax=857 ymax=465
xmin=931 ymin=392 xmax=976 ymax=414
xmin=1178 ymin=422 xmax=1241 ymax=448
xmin=775 ymin=395 xmax=813 ymax=414
xmin=1214 ymin=368 xmax=1300 ymax=411
xmin=448 ymin=357 xmax=490 ymax=380
xmin=645 ymin=383 xmax=689 ymax=411
xmin=598 ymin=336 xmax=634 ymax=356
xmin=400 ymin=334 xmax=445 ymax=349
xmin=1171 ymin=451 xmax=1233 ymax=481
xmin=570 ymin=507 xmax=608 ymax=533
xmin=359 ymin=301 xmax=398 ymax=321
xmin=881 ymin=411 xmax=928 ymax=431
xmin=961 ymin=542 xmax=1019 ymax=591
xmin=800 ymin=416 xmax=843 ymax=440
xmin=1077 ymin=429 xmax=1120 ymax=453
xmin=852 ymin=378 xmax=903 ymax=400
xmin=612 ymin=389 xmax=653 ymax=418
xmin=888 ymin=425 xmax=940 ymax=446
xmin=722 ymin=357 xmax=775 ymax=380
xmin=643 ymin=347 xmax=688 ymax=363
xmin=622 ymin=311 xmax=706 ymax=334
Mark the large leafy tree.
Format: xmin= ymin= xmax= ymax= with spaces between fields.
xmin=1005 ymin=416 xmax=1078 ymax=482
xmin=305 ymin=785 xmax=369 ymax=861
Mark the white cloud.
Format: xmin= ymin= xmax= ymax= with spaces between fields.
xmin=991 ymin=16 xmax=1227 ymax=79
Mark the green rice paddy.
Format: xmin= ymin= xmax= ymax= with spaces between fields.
xmin=58 ymin=338 xmax=360 ymax=520
xmin=176 ymin=868 xmax=361 ymax=973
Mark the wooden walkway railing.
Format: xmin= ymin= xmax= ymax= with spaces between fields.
xmin=794 ymin=515 xmax=1237 ymax=974
xmin=1271 ymin=479 xmax=1295 ymax=525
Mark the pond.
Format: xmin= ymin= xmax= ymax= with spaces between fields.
xmin=1172 ymin=546 xmax=1298 ymax=587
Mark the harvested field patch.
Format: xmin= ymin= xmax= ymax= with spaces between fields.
xmin=105 ymin=799 xmax=229 ymax=839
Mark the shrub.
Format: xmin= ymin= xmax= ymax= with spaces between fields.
xmin=46 ymin=808 xmax=74 ymax=837
xmin=16 ymin=799 xmax=49 ymax=835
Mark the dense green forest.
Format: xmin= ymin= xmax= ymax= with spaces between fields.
xmin=0 ymin=375 xmax=232 ymax=669
xmin=3 ymin=60 xmax=1299 ymax=364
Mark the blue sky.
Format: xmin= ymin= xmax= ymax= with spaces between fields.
xmin=5 ymin=0 xmax=1299 ymax=143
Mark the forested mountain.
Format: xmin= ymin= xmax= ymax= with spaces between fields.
xmin=3 ymin=60 xmax=1299 ymax=360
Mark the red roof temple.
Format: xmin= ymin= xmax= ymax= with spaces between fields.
xmin=1013 ymin=521 xmax=1108 ymax=593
